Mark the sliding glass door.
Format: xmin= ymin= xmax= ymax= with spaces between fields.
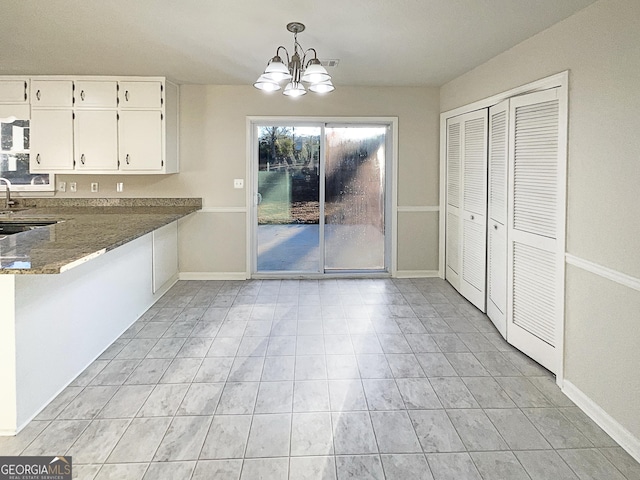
xmin=325 ymin=125 xmax=387 ymax=270
xmin=254 ymin=122 xmax=390 ymax=275
xmin=256 ymin=126 xmax=321 ymax=273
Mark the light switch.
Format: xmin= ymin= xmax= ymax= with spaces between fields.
xmin=91 ymin=182 xmax=99 ymax=193
xmin=116 ymin=182 xmax=124 ymax=192
xmin=58 ymin=181 xmax=66 ymax=192
xmin=70 ymin=182 xmax=77 ymax=193
xmin=234 ymin=179 xmax=244 ymax=189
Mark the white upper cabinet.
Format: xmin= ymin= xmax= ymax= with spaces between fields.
xmin=74 ymin=81 xmax=118 ymax=108
xmin=30 ymin=109 xmax=74 ymax=171
xmin=74 ymin=110 xmax=118 ymax=171
xmin=0 ymin=80 xmax=29 ymax=103
xmin=119 ymin=81 xmax=162 ymax=109
xmin=19 ymin=76 xmax=177 ymax=175
xmin=119 ymin=110 xmax=163 ymax=171
xmin=31 ymin=80 xmax=73 ymax=107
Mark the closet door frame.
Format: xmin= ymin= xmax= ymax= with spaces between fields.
xmin=438 ymin=71 xmax=568 ymax=385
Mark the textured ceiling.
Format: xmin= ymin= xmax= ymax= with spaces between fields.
xmin=0 ymin=0 xmax=596 ymax=86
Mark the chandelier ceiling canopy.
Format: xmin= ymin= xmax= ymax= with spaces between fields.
xmin=254 ymin=22 xmax=334 ymax=97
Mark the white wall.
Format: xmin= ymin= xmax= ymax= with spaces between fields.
xmin=441 ymin=0 xmax=640 ymax=445
xmin=56 ymin=85 xmax=441 ymax=276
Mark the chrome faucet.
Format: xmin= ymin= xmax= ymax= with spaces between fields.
xmin=0 ymin=177 xmax=16 ymax=209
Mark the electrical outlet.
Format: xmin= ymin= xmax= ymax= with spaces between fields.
xmin=91 ymin=182 xmax=99 ymax=193
xmin=58 ymin=181 xmax=66 ymax=192
xmin=234 ymin=179 xmax=244 ymax=189
xmin=116 ymin=182 xmax=124 ymax=193
xmin=70 ymin=182 xmax=77 ymax=193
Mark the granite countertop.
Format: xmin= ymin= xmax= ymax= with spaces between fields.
xmin=0 ymin=198 xmax=201 ymax=274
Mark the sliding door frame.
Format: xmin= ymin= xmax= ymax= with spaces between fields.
xmin=247 ymin=116 xmax=399 ymax=278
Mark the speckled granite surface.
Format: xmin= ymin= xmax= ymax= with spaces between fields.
xmin=0 ymin=198 xmax=201 ymax=274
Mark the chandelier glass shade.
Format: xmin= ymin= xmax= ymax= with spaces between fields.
xmin=254 ymin=22 xmax=334 ymax=96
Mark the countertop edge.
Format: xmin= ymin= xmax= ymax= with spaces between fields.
xmin=1 ymin=203 xmax=200 ymax=275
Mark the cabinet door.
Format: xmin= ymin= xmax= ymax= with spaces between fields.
xmin=74 ymin=111 xmax=118 ymax=171
xmin=119 ymin=81 xmax=162 ymax=109
xmin=30 ymin=109 xmax=74 ymax=171
xmin=75 ymin=81 xmax=117 ymax=108
xmin=0 ymin=80 xmax=28 ymax=103
xmin=31 ymin=80 xmax=73 ymax=107
xmin=119 ymin=110 xmax=163 ymax=171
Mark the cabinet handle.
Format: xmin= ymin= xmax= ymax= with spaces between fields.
xmin=125 ymin=154 xmax=130 ymax=165
xmin=80 ymin=154 xmax=85 ymax=165
xmin=36 ymin=153 xmax=41 ymax=164
xmin=494 ymin=224 xmax=498 ymax=230
xmin=36 ymin=90 xmax=41 ymax=101
xmin=124 ymin=90 xmax=129 ymax=102
xmin=470 ymin=215 xmax=475 ymax=220
xmin=80 ymin=90 xmax=85 ymax=101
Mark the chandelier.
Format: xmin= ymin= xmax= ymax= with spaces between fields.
xmin=254 ymin=22 xmax=334 ymax=97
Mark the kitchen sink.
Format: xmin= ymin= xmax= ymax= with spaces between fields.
xmin=0 ymin=220 xmax=59 ymax=235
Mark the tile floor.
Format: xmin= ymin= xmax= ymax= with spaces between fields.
xmin=1 ymin=278 xmax=639 ymax=480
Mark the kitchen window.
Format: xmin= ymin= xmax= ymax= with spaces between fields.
xmin=0 ymin=116 xmax=52 ymax=192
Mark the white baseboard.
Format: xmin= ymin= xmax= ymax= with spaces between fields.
xmin=179 ymin=272 xmax=248 ymax=281
xmin=395 ymin=270 xmax=440 ymax=278
xmin=562 ymin=380 xmax=640 ymax=463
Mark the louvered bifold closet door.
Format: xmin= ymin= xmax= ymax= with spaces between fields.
xmin=507 ymin=88 xmax=566 ymax=374
xmin=487 ymin=100 xmax=509 ymax=337
xmin=445 ymin=117 xmax=462 ymax=290
xmin=460 ymin=109 xmax=489 ymax=311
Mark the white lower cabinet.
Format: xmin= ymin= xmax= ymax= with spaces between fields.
xmin=30 ymin=109 xmax=74 ymax=171
xmin=74 ymin=110 xmax=118 ymax=171
xmin=119 ymin=110 xmax=163 ymax=171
